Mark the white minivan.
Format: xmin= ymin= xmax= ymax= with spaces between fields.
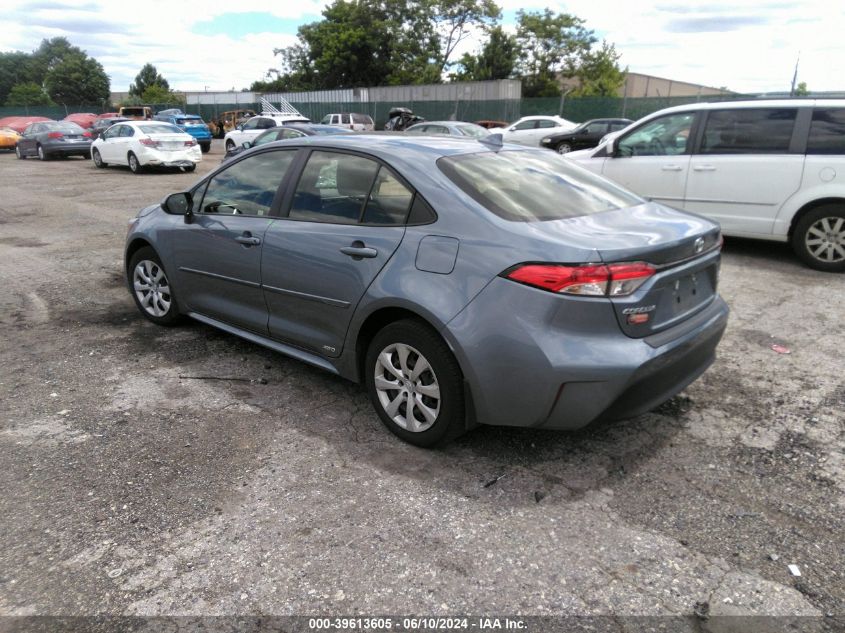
xmin=567 ymin=99 xmax=845 ymax=271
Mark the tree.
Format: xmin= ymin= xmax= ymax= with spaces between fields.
xmin=453 ymin=26 xmax=517 ymax=81
xmin=0 ymin=51 xmax=35 ymax=105
xmin=28 ymin=37 xmax=80 ymax=83
xmin=569 ymin=41 xmax=626 ymax=97
xmin=515 ymin=9 xmax=595 ymax=97
xmin=129 ymin=64 xmax=170 ymax=97
xmin=44 ymin=52 xmax=110 ymax=105
xmin=5 ymin=82 xmax=53 ymax=106
xmin=432 ymin=0 xmax=500 ymax=75
xmin=140 ymin=84 xmax=185 ymax=105
xmin=794 ymin=81 xmax=809 ymax=96
xmin=261 ymin=0 xmax=501 ymax=90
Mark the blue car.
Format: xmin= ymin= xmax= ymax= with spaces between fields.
xmin=124 ymin=135 xmax=728 ymax=447
xmin=153 ymin=110 xmax=212 ymax=153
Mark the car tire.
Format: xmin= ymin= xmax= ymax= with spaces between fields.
xmin=225 ymin=139 xmax=235 ymax=152
xmin=792 ymin=204 xmax=845 ymax=272
xmin=128 ymin=247 xmax=183 ymax=326
xmin=184 ymin=164 xmax=197 ymax=172
xmin=128 ymin=152 xmax=142 ymax=174
xmin=37 ymin=144 xmax=47 ymax=161
xmin=200 ymin=143 xmax=211 ymax=154
xmin=15 ymin=145 xmax=25 ymax=160
xmin=365 ymin=319 xmax=466 ymax=448
xmin=556 ymin=142 xmax=572 ymax=154
xmin=92 ymin=148 xmax=107 ymax=168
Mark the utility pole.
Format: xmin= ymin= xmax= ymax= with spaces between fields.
xmin=789 ymin=53 xmax=800 ymax=96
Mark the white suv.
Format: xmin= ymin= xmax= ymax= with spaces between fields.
xmin=320 ymin=113 xmax=374 ymax=131
xmin=567 ymin=99 xmax=845 ymax=271
xmin=224 ymin=113 xmax=309 ymax=151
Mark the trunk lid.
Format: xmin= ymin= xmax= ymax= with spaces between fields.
xmin=553 ymin=202 xmax=722 ymax=338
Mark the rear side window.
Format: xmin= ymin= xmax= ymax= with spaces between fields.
xmin=700 ymin=108 xmax=796 ymax=154
xmin=807 ymin=108 xmax=845 ymax=155
xmin=438 ymin=150 xmax=642 ymax=222
xmin=341 ymin=114 xmax=351 ymax=124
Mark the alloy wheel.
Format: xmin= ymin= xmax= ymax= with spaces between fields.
xmin=373 ymin=343 xmax=441 ymax=433
xmin=804 ymin=216 xmax=845 ymax=263
xmin=133 ymin=260 xmax=172 ymax=317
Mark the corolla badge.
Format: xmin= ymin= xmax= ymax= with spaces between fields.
xmin=694 ymin=237 xmax=705 ymax=253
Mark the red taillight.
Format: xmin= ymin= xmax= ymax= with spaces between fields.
xmin=184 ymin=139 xmax=196 ymax=146
xmin=139 ymin=138 xmax=159 ymax=147
xmin=504 ymin=262 xmax=655 ymax=297
xmin=83 ymin=131 xmax=91 ymax=137
xmin=47 ymin=132 xmax=63 ymax=139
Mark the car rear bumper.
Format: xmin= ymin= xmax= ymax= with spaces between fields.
xmin=138 ymin=146 xmax=202 ymax=166
xmin=444 ymin=277 xmax=729 ymax=430
xmin=46 ymin=141 xmax=91 ymax=155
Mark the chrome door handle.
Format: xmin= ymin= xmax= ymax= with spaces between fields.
xmin=235 ymin=233 xmax=261 ymax=246
xmin=693 ymin=165 xmax=716 ymax=171
xmin=661 ymin=165 xmax=683 ymax=171
xmin=340 ymin=246 xmax=378 ymax=259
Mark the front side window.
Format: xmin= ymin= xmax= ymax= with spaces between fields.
xmin=438 ymin=150 xmax=642 ymax=222
xmin=104 ymin=125 xmax=123 ymax=139
xmin=699 ymin=108 xmax=796 ymax=154
xmin=807 ymin=108 xmax=845 ymax=155
xmin=584 ymin=122 xmax=607 ymax=135
xmin=199 ymin=150 xmax=296 ymax=217
xmin=119 ymin=125 xmax=136 ymax=137
xmin=242 ymin=118 xmax=261 ymax=131
xmin=513 ymin=120 xmax=536 ymax=131
xmin=617 ymin=112 xmax=694 ymax=157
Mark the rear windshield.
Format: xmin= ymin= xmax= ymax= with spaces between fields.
xmin=47 ymin=122 xmax=85 ymax=133
xmin=176 ymin=118 xmax=204 ymax=125
xmin=352 ymin=114 xmax=373 ymax=124
xmin=137 ymin=123 xmax=182 ymax=135
xmin=438 ymin=150 xmax=641 ymax=222
xmin=120 ymin=108 xmax=147 ymax=116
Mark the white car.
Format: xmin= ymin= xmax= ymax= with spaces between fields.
xmin=91 ymin=121 xmax=201 ymax=173
xmin=491 ymin=115 xmax=578 ymax=147
xmin=224 ymin=114 xmax=310 ymax=152
xmin=566 ymin=98 xmax=845 ymax=271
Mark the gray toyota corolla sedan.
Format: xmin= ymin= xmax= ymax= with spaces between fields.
xmin=124 ymin=135 xmax=728 ymax=447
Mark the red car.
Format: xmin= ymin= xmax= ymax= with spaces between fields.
xmin=63 ymin=113 xmax=98 ymax=129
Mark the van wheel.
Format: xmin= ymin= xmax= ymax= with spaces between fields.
xmin=792 ymin=204 xmax=845 ymax=272
xmin=365 ymin=319 xmax=465 ymax=448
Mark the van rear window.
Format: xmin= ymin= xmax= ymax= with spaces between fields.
xmin=438 ymin=150 xmax=641 ymax=222
xmin=807 ymin=108 xmax=845 ymax=155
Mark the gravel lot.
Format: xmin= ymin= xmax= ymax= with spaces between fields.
xmin=0 ymin=141 xmax=843 ymax=630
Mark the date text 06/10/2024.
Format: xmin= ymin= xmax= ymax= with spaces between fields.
xmin=307 ymin=617 xmax=527 ymax=630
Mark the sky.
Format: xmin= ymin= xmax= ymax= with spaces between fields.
xmin=0 ymin=0 xmax=840 ymax=95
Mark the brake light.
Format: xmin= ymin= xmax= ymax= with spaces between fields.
xmin=184 ymin=139 xmax=196 ymax=146
xmin=139 ymin=138 xmax=159 ymax=147
xmin=83 ymin=131 xmax=91 ymax=137
xmin=47 ymin=132 xmax=63 ymax=139
xmin=504 ymin=262 xmax=655 ymax=297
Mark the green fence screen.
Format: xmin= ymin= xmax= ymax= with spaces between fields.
xmin=0 ymin=94 xmax=764 ymax=129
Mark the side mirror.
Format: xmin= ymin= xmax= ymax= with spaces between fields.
xmin=605 ymin=138 xmax=617 ymax=156
xmin=242 ymin=141 xmax=252 ymax=149
xmin=161 ymin=191 xmax=193 ymax=216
